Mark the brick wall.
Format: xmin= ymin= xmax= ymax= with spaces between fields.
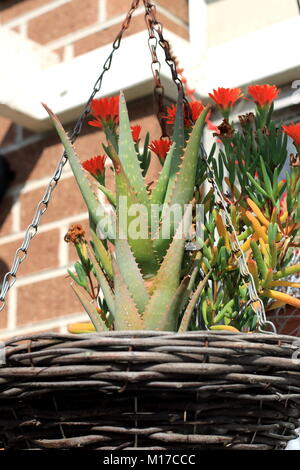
xmin=0 ymin=0 xmax=187 ymax=338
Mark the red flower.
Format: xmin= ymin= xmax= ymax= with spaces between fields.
xmin=131 ymin=125 xmax=141 ymax=143
xmin=208 ymin=87 xmax=243 ymax=110
xmin=248 ymin=85 xmax=279 ymax=107
xmin=82 ymin=155 xmax=106 ymax=177
xmin=149 ymin=139 xmax=172 ymax=159
xmin=164 ymin=100 xmax=205 ymax=127
xmin=88 ymin=96 xmax=119 ymax=128
xmin=282 ymin=122 xmax=300 ymax=147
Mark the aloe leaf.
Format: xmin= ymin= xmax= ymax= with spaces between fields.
xmin=178 ymin=270 xmax=211 ymax=332
xmin=151 ymin=143 xmax=175 ymax=206
xmin=43 ymin=103 xmax=114 ymax=240
xmin=164 ymin=90 xmax=185 ymax=203
xmin=71 ymin=283 xmax=108 ymax=331
xmin=109 ymin=144 xmax=159 ymax=276
xmin=90 ymin=227 xmax=113 ymax=279
xmin=87 ymin=246 xmax=115 ymax=317
xmin=154 ymin=106 xmax=210 ymax=258
xmin=112 ymin=258 xmax=144 ymax=330
xmin=143 ymin=205 xmax=193 ymax=331
xmin=115 ymin=236 xmax=149 ymax=314
xmin=98 ymin=184 xmax=116 ymax=207
xmin=118 ymin=92 xmax=150 ymax=208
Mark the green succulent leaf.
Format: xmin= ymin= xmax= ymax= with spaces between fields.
xmin=71 ymin=283 xmax=108 ymax=331
xmin=112 ymin=258 xmax=144 ymax=330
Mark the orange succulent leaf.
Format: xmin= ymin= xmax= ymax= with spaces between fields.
xmin=68 ymin=322 xmax=96 ymax=334
xmin=246 ymin=198 xmax=270 ymax=227
xmin=261 ymin=289 xmax=300 ymax=309
xmin=210 ymin=325 xmax=240 ymax=332
xmin=246 ymin=211 xmax=268 ymax=243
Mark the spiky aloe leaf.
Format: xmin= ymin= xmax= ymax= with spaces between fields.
xmin=87 ymin=246 xmax=115 ymax=317
xmin=118 ymin=92 xmax=150 ymax=208
xmin=98 ymin=184 xmax=116 ymax=207
xmin=71 ymin=283 xmax=108 ymax=331
xmin=178 ymin=270 xmax=211 ymax=332
xmin=154 ymin=106 xmax=210 ymax=259
xmin=43 ymin=103 xmax=114 ymax=240
xmin=164 ymin=90 xmax=185 ymax=204
xmin=90 ymin=227 xmax=113 ymax=279
xmin=150 ymin=143 xmax=175 ymax=206
xmin=143 ymin=205 xmax=192 ymax=331
xmin=115 ymin=236 xmax=149 ymax=314
xmin=109 ymin=144 xmax=159 ymax=276
xmin=112 ymin=258 xmax=144 ymax=330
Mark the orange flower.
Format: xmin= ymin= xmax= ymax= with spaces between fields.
xmin=248 ymin=85 xmax=279 ymax=107
xmin=282 ymin=122 xmax=300 ymax=147
xmin=149 ymin=139 xmax=172 ymax=159
xmin=82 ymin=155 xmax=106 ymax=178
xmin=131 ymin=125 xmax=142 ymax=143
xmin=208 ymin=87 xmax=243 ymax=111
xmin=164 ymin=100 xmax=205 ymax=127
xmin=88 ymin=96 xmax=119 ymax=128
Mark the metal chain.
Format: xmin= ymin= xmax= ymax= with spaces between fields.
xmin=199 ymin=144 xmax=276 ymax=333
xmin=143 ymin=0 xmax=192 ymax=136
xmin=0 ymin=0 xmax=141 ymax=313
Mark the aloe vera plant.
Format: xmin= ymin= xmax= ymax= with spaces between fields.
xmin=43 ymin=93 xmax=211 ymax=332
xmin=44 ymin=83 xmax=300 ymax=334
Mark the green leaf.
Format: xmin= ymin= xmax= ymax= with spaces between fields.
xmin=115 ymin=236 xmax=149 ymax=314
xmin=118 ymin=92 xmax=150 ymax=208
xmin=164 ymin=89 xmax=185 ymax=204
xmin=90 ymin=227 xmax=113 ymax=279
xmin=87 ymin=246 xmax=115 ymax=317
xmin=71 ymin=283 xmax=108 ymax=331
xmin=43 ymin=103 xmax=114 ymax=240
xmin=143 ymin=205 xmax=193 ymax=331
xmin=109 ymin=144 xmax=159 ymax=276
xmin=154 ymin=106 xmax=210 ymax=259
xmin=151 ymin=143 xmax=175 ymax=206
xmin=178 ymin=270 xmax=211 ymax=332
xmin=112 ymin=258 xmax=144 ymax=330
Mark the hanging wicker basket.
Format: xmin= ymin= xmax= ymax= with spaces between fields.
xmin=0 ymin=330 xmax=299 ymax=450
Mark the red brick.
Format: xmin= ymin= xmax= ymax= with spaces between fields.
xmin=0 ymin=229 xmax=59 ymax=280
xmin=17 ymin=274 xmax=86 ymax=324
xmin=73 ymin=12 xmax=188 ymax=56
xmin=269 ymin=307 xmax=300 ymax=337
xmin=0 ymin=197 xmax=14 ymax=237
xmin=157 ymin=0 xmax=189 ymax=23
xmin=8 ymin=126 xmax=104 ymax=186
xmin=0 ymin=0 xmax=50 ymax=23
xmin=106 ymin=0 xmax=130 ymax=19
xmin=28 ymin=0 xmax=99 ymax=44
xmin=20 ymin=177 xmax=87 ymax=230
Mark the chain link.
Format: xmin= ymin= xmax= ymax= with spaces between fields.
xmin=143 ymin=0 xmax=192 ymax=136
xmin=199 ymin=144 xmax=276 ymax=333
xmin=0 ymin=0 xmax=141 ymax=313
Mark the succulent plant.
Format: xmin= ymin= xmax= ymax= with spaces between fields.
xmin=44 ymin=83 xmax=300 ymax=334
xmin=43 ymin=92 xmax=211 ymax=332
